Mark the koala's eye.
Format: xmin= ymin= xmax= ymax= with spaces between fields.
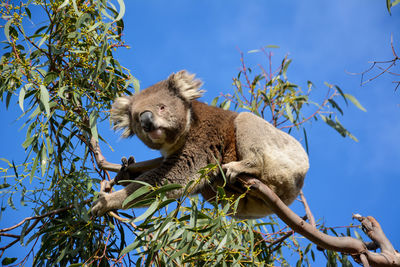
xmin=159 ymin=105 xmax=166 ymax=112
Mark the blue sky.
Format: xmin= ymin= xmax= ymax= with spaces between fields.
xmin=1 ymin=0 xmax=400 ymax=265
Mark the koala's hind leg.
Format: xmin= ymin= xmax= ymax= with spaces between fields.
xmin=222 ymin=113 xmax=268 ymax=183
xmin=222 ymin=155 xmax=262 ymax=183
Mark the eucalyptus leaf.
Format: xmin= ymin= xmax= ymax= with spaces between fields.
xmin=39 ymin=85 xmax=50 ymax=117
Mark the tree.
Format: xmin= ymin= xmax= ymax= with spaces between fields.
xmin=0 ymin=1 xmax=398 ymax=266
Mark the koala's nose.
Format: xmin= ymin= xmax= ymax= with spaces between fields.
xmin=139 ymin=111 xmax=155 ymax=132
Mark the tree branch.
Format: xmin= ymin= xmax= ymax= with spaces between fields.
xmin=240 ymin=177 xmax=400 ymax=267
xmin=299 ymin=190 xmax=316 ymax=228
xmin=90 ymin=137 xmax=122 ymax=172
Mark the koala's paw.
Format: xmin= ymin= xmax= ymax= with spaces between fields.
xmin=115 ymin=156 xmax=136 ymax=185
xmin=222 ymin=161 xmax=242 ymax=183
xmin=91 ymin=191 xmax=110 ymax=217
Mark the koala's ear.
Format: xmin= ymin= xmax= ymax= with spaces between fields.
xmin=110 ymin=96 xmax=134 ymax=138
xmin=167 ymin=70 xmax=205 ymax=101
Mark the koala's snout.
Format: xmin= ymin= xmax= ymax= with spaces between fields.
xmin=140 ymin=111 xmax=155 ymax=132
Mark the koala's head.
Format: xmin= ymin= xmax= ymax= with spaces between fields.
xmin=111 ymin=70 xmax=204 ymax=155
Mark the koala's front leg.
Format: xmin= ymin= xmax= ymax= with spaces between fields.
xmin=91 ymin=180 xmax=129 ymax=217
xmin=111 ymin=156 xmax=137 ymax=187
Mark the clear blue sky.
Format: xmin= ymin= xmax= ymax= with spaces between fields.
xmin=1 ymin=0 xmax=400 ymax=265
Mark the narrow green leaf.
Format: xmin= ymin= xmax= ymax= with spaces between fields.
xmin=305 ymin=243 xmax=312 ymax=254
xmin=8 ymin=194 xmax=16 ymax=210
xmin=0 ymin=158 xmax=11 ymax=166
xmin=87 ymin=21 xmax=102 ymax=32
xmin=40 ymin=85 xmax=50 ymax=117
xmin=34 ymin=26 xmax=48 ymax=35
xmin=4 ymin=19 xmax=13 ymax=42
xmin=210 ymin=97 xmax=219 ymax=107
xmin=328 ymin=99 xmax=343 ymax=115
xmin=57 ymin=0 xmax=70 ymax=10
xmin=354 ymin=230 xmax=363 ymax=240
xmin=71 ymin=0 xmax=82 ymax=16
xmin=216 ymin=222 xmax=234 ymax=250
xmin=25 ymin=7 xmax=32 ymax=19
xmin=20 ymin=221 xmax=30 ymax=245
xmin=38 ymin=34 xmax=48 ymax=48
xmin=19 ymin=83 xmax=31 ymax=112
xmin=0 ymin=183 xmax=11 ymax=189
xmin=248 ymin=49 xmax=260 ymax=54
xmin=132 ymin=200 xmax=159 ymax=223
xmin=40 ymin=143 xmax=47 ymax=176
xmin=387 ymin=0 xmax=392 ymax=14
xmin=30 ymin=154 xmax=39 ymax=183
xmin=285 ymin=103 xmax=294 ymax=123
xmin=22 ymin=135 xmax=36 ymax=149
xmin=221 ymin=100 xmax=231 ymax=110
xmin=344 ymin=93 xmax=366 ymax=112
xmin=334 ymin=85 xmax=348 ymax=105
xmin=5 ymin=91 xmax=12 ymax=109
xmin=89 ymin=110 xmax=99 ymax=141
xmin=11 ymin=161 xmax=19 ymax=178
xmin=146 ymin=184 xmax=182 ymax=198
xmin=44 ymin=72 xmax=58 ymax=85
xmin=114 ymin=0 xmax=126 ymax=21
xmin=282 ymin=59 xmax=292 ymax=80
xmin=303 ymin=128 xmax=309 ymax=155
xmin=122 ymin=185 xmax=152 ymax=208
xmin=2 ymin=258 xmax=17 ymax=265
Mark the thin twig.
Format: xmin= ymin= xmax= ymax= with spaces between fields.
xmin=299 ymin=190 xmax=316 ymax=228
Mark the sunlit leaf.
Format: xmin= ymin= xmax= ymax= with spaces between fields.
xmin=344 ymin=93 xmax=366 ymax=112
xmin=57 ymin=0 xmax=70 ymax=11
xmin=89 ymin=110 xmax=99 ymax=142
xmin=122 ymin=184 xmax=152 ymax=208
xmin=132 ymin=200 xmax=159 ymax=223
xmin=39 ymin=85 xmax=50 ymax=117
xmin=18 ymin=83 xmax=31 ymax=112
xmin=4 ymin=19 xmax=13 ymax=43
xmin=114 ymin=0 xmax=126 ymax=22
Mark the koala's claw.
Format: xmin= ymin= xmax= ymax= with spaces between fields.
xmin=115 ymin=156 xmax=136 ymax=185
xmin=121 ymin=156 xmax=136 ymax=169
xmin=91 ymin=191 xmax=109 ymax=217
xmin=121 ymin=156 xmax=128 ymax=168
xmin=222 ymin=162 xmax=241 ymax=183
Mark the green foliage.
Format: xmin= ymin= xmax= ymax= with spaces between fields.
xmin=0 ymin=0 xmax=134 ymax=265
xmin=212 ymin=50 xmax=365 ymax=143
xmin=386 ymin=0 xmax=400 ymax=15
xmin=106 ymin=168 xmax=316 ymax=266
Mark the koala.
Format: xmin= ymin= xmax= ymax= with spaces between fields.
xmin=91 ymin=70 xmax=309 ymax=219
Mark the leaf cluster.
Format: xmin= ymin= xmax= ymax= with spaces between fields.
xmin=212 ymin=49 xmax=366 ymax=146
xmin=109 ymin=169 xmax=318 ymax=267
xmin=0 ymin=0 xmax=135 ymax=265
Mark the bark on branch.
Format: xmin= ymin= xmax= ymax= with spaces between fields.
xmin=89 ymin=137 xmax=163 ymax=189
xmin=242 ymin=177 xmax=400 ymax=267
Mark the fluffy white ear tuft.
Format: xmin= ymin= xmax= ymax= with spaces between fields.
xmin=110 ymin=96 xmax=134 ymax=138
xmin=168 ymin=70 xmax=205 ymax=101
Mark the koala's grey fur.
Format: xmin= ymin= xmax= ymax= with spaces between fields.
xmin=91 ymin=70 xmax=309 ymax=219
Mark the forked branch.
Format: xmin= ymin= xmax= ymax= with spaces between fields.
xmin=242 ymin=177 xmax=400 ymax=267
